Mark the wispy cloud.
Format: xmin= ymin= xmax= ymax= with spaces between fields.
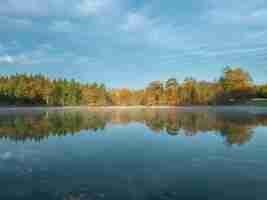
xmin=0 ymin=16 xmax=32 ymax=31
xmin=206 ymin=0 xmax=267 ymax=26
xmin=50 ymin=20 xmax=75 ymax=33
xmin=120 ymin=12 xmax=156 ymax=32
xmin=76 ymin=0 xmax=119 ymax=16
xmin=0 ymin=45 xmax=63 ymax=65
xmin=0 ymin=54 xmax=45 ymax=65
xmin=0 ymin=42 xmax=100 ymax=67
xmin=246 ymin=29 xmax=267 ymax=39
xmin=0 ymin=0 xmax=121 ymax=17
xmin=119 ymin=11 xmax=192 ymax=50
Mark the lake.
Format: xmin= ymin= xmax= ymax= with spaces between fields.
xmin=0 ymin=107 xmax=267 ymax=200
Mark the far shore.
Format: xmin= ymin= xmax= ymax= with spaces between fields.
xmin=0 ymin=104 xmax=266 ymax=111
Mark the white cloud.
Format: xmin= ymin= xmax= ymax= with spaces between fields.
xmin=0 ymin=54 xmax=39 ymax=65
xmin=0 ymin=46 xmax=60 ymax=65
xmin=0 ymin=55 xmax=14 ymax=64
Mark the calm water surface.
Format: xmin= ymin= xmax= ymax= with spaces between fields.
xmin=0 ymin=107 xmax=267 ymax=200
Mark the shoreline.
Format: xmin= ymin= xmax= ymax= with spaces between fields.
xmin=0 ymin=105 xmax=265 ymax=110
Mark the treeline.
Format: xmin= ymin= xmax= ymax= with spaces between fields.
xmin=0 ymin=67 xmax=266 ymax=106
xmin=0 ymin=75 xmax=108 ymax=106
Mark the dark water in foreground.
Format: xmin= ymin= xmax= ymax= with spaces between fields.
xmin=0 ymin=107 xmax=267 ymax=200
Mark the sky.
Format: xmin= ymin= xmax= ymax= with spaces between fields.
xmin=0 ymin=0 xmax=267 ymax=89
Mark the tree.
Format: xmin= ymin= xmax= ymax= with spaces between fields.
xmin=220 ymin=67 xmax=256 ymax=102
xmin=257 ymin=84 xmax=267 ymax=98
xmin=145 ymin=81 xmax=164 ymax=106
xmin=165 ymin=78 xmax=178 ymax=106
xmin=110 ymin=88 xmax=131 ymax=106
xmin=179 ymin=78 xmax=200 ymax=105
xmin=130 ymin=90 xmax=144 ymax=105
xmin=81 ymin=83 xmax=108 ymax=106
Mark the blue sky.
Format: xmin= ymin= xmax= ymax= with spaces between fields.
xmin=0 ymin=0 xmax=267 ymax=88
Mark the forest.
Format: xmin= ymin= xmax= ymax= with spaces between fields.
xmin=0 ymin=67 xmax=266 ymax=106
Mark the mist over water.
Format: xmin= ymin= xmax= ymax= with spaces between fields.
xmin=0 ymin=107 xmax=267 ymax=200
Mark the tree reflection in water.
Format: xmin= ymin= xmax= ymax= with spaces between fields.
xmin=0 ymin=107 xmax=266 ymax=145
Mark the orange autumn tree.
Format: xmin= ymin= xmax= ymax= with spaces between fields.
xmin=220 ymin=67 xmax=256 ymax=102
xmin=145 ymin=81 xmax=165 ymax=106
xmin=110 ymin=88 xmax=132 ymax=106
xmin=165 ymin=78 xmax=178 ymax=106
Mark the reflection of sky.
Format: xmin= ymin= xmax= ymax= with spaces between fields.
xmin=0 ymin=118 xmax=267 ymax=199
